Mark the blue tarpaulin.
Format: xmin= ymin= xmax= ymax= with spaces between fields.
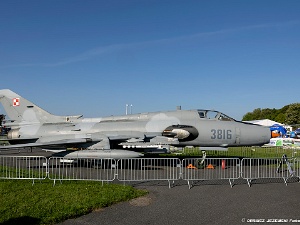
xmin=270 ymin=124 xmax=287 ymax=136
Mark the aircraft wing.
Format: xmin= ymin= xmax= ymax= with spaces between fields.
xmin=0 ymin=131 xmax=150 ymax=150
xmin=0 ymin=138 xmax=89 ymax=149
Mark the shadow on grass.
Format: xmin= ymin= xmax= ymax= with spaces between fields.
xmin=1 ymin=216 xmax=40 ymax=225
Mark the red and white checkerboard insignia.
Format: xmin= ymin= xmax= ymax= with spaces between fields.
xmin=13 ymin=98 xmax=20 ymax=106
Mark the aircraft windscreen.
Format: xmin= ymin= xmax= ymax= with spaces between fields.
xmin=206 ymin=111 xmax=219 ymax=119
xmin=198 ymin=110 xmax=234 ymax=121
xmin=217 ymin=113 xmax=234 ymax=121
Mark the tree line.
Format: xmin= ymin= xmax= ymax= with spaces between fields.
xmin=242 ymin=103 xmax=300 ymax=126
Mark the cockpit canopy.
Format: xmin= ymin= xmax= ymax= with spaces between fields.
xmin=197 ymin=110 xmax=235 ymax=121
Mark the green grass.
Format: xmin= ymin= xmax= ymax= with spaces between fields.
xmin=0 ymin=179 xmax=147 ymax=225
xmin=167 ymin=146 xmax=298 ymax=158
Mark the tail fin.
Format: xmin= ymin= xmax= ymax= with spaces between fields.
xmin=0 ymin=89 xmax=59 ymax=123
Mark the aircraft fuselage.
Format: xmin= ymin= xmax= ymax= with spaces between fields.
xmin=9 ymin=109 xmax=270 ymax=149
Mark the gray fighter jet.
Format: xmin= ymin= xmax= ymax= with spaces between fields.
xmin=0 ymin=89 xmax=270 ymax=158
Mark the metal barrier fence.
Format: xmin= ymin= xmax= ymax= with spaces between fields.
xmin=117 ymin=158 xmax=181 ymax=188
xmin=182 ymin=158 xmax=241 ymax=188
xmin=293 ymin=158 xmax=300 ymax=180
xmin=0 ymin=156 xmax=299 ymax=188
xmin=241 ymin=157 xmax=296 ymax=187
xmin=48 ymin=157 xmax=116 ymax=184
xmin=0 ymin=156 xmax=47 ymax=182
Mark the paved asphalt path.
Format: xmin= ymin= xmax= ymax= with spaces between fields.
xmin=58 ymin=179 xmax=300 ymax=225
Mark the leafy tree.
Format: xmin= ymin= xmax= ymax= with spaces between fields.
xmin=242 ymin=112 xmax=255 ymax=121
xmin=285 ymin=103 xmax=300 ymax=125
xmin=275 ymin=113 xmax=286 ymax=124
xmin=242 ymin=103 xmax=300 ymax=125
xmin=261 ymin=108 xmax=274 ymax=120
xmin=252 ymin=108 xmax=262 ymax=120
xmin=279 ymin=105 xmax=290 ymax=114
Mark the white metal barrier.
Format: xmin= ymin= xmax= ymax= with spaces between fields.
xmin=117 ymin=158 xmax=181 ymax=188
xmin=241 ymin=157 xmax=295 ymax=187
xmin=48 ymin=157 xmax=116 ymax=184
xmin=0 ymin=156 xmax=47 ymax=181
xmin=0 ymin=156 xmax=299 ymax=188
xmin=182 ymin=158 xmax=241 ymax=188
xmin=293 ymin=158 xmax=300 ymax=179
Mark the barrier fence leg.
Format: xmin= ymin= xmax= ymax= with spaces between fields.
xmin=229 ymin=179 xmax=235 ymax=188
xmin=53 ymin=179 xmax=62 ymax=187
xmin=247 ymin=179 xmax=252 ymax=187
xmin=168 ymin=180 xmax=175 ymax=189
xmin=187 ymin=180 xmax=193 ymax=189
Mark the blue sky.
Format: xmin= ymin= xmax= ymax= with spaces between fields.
xmin=0 ymin=0 xmax=299 ymax=120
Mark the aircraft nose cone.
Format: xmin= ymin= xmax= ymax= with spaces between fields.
xmin=261 ymin=126 xmax=272 ymax=144
xmin=239 ymin=123 xmax=271 ymax=146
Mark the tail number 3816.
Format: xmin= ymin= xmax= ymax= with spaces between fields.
xmin=211 ymin=129 xmax=232 ymax=139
